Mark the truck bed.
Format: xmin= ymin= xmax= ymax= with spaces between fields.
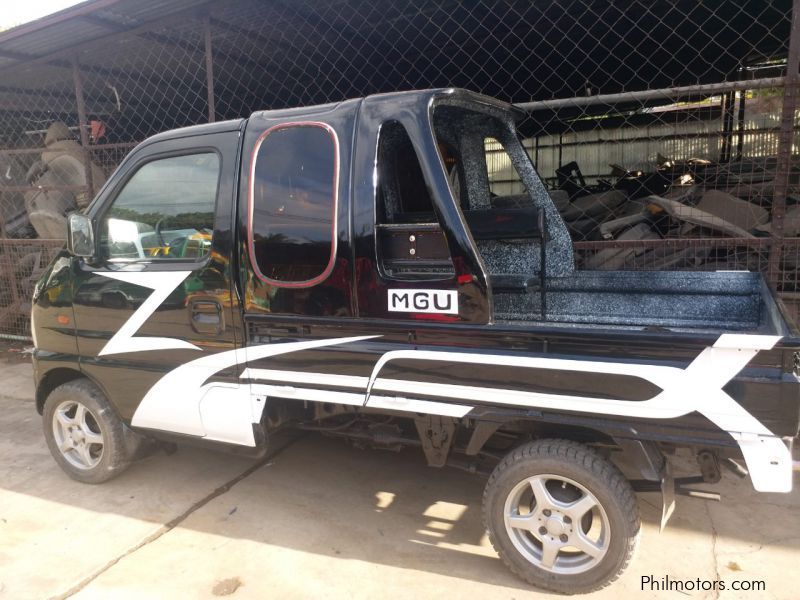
xmin=493 ymin=270 xmax=794 ymax=335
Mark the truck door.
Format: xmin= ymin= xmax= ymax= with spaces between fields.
xmin=238 ymin=97 xmax=491 ymax=424
xmin=236 ymin=103 xmax=388 ymax=420
xmin=72 ymin=127 xmax=253 ymax=445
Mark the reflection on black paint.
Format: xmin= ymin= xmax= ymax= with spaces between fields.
xmin=251 ymin=125 xmax=336 ymax=284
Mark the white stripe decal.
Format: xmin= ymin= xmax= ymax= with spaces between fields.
xmin=251 ymin=383 xmax=365 ymax=406
xmin=364 ymin=333 xmax=791 ymax=493
xmin=132 ymin=336 xmax=378 ymax=444
xmin=712 ymin=334 xmax=782 ymax=350
xmin=248 ymin=383 xmax=470 ymax=418
xmin=245 ymin=369 xmax=473 ymax=417
xmin=366 ymin=395 xmax=472 ymax=418
xmin=242 ymin=368 xmax=369 ymax=390
xmin=131 ymin=329 xmax=791 ymax=493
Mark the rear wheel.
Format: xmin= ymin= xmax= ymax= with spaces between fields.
xmin=483 ymin=439 xmax=640 ymax=594
xmin=43 ymin=378 xmax=135 ymax=484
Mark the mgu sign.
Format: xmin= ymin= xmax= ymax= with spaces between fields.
xmin=388 ymin=289 xmax=459 ymax=314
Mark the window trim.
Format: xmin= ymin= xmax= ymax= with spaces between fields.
xmin=96 ymin=148 xmax=222 ymax=265
xmin=247 ymin=121 xmax=340 ymax=288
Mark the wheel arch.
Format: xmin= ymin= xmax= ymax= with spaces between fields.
xmin=525 ymin=422 xmax=618 ymax=448
xmin=36 ymin=367 xmax=119 ymax=421
xmin=468 ymin=418 xmax=618 ymax=455
xmin=468 ymin=416 xmax=666 ymax=483
xmin=36 ymin=367 xmax=84 ymax=414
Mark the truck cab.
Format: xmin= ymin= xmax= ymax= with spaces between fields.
xmin=31 ymin=89 xmax=800 ymax=594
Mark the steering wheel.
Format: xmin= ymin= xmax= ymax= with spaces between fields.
xmin=154 ymin=216 xmax=168 ymax=248
xmin=153 ymin=216 xmax=187 ymax=257
xmin=166 ymin=236 xmax=187 ymax=256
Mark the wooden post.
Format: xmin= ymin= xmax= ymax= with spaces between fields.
xmin=204 ymin=16 xmax=216 ymax=123
xmin=767 ymin=0 xmax=800 ymax=286
xmin=71 ymin=55 xmax=95 ymax=201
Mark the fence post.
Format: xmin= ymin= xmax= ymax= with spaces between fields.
xmin=204 ymin=16 xmax=216 ymax=123
xmin=71 ymin=55 xmax=95 ymax=201
xmin=735 ymin=90 xmax=746 ymax=162
xmin=767 ymin=0 xmax=800 ymax=287
xmin=719 ymin=90 xmax=736 ymax=163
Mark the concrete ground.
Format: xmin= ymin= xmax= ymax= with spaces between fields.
xmin=1 ymin=347 xmax=798 ymax=599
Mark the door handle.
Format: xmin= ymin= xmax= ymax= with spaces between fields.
xmin=189 ymin=300 xmax=223 ymax=334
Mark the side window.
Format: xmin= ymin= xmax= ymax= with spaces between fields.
xmin=485 ymin=136 xmax=529 ymax=205
xmin=375 ymin=121 xmax=454 ymax=278
xmin=249 ymin=123 xmax=337 ymax=286
xmin=99 ymin=153 xmax=220 ymax=260
xmin=376 ymin=121 xmax=436 ymax=221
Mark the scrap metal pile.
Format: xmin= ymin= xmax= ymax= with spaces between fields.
xmin=0 ymin=123 xmax=794 ymax=281
xmin=551 ymin=156 xmax=794 ymax=273
xmin=0 ymin=122 xmax=106 ymax=241
xmin=0 ymin=122 xmax=106 ymax=330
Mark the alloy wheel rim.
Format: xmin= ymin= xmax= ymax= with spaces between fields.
xmin=52 ymin=400 xmax=104 ymax=470
xmin=503 ymin=473 xmax=610 ymax=574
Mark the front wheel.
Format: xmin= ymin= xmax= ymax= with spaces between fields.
xmin=483 ymin=439 xmax=640 ymax=594
xmin=42 ymin=378 xmax=136 ymax=484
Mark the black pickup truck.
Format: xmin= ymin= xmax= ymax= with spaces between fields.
xmin=31 ymin=88 xmax=799 ymax=593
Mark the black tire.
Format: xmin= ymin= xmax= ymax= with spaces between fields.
xmin=483 ymin=439 xmax=640 ymax=594
xmin=42 ymin=378 xmax=136 ymax=484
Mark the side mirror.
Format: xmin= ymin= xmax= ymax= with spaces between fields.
xmin=67 ymin=213 xmax=95 ymax=258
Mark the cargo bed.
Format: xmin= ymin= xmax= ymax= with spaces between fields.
xmin=493 ymin=270 xmax=795 ymax=334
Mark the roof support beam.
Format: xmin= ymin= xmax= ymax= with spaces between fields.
xmin=516 ymin=77 xmax=787 ymax=112
xmin=0 ymin=49 xmax=36 ymax=61
xmin=78 ymin=14 xmax=131 ymax=33
xmin=0 ymin=0 xmax=124 ymax=45
xmin=0 ymin=0 xmax=216 ymax=79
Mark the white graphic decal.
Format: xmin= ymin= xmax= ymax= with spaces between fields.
xmin=243 ymin=367 xmax=473 ymax=418
xmin=129 ymin=326 xmax=790 ymax=492
xmin=362 ymin=333 xmax=791 ymax=493
xmin=242 ymin=368 xmax=369 ymax=390
xmin=98 ymin=270 xmax=200 ymax=356
xmin=388 ymin=289 xmax=458 ymax=314
xmin=365 ymin=395 xmax=472 ymax=418
xmin=131 ymin=336 xmax=377 ymax=445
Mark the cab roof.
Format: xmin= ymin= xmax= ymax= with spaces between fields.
xmin=141 ymin=88 xmax=522 ymax=147
xmin=248 ymin=88 xmax=524 ymax=122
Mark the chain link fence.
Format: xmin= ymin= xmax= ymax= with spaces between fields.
xmin=1 ymin=0 xmax=799 ymax=336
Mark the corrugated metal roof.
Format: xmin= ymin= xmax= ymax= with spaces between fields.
xmin=0 ymin=0 xmax=208 ymax=65
xmin=0 ymin=0 xmax=792 ymax=107
xmin=93 ymin=0 xmax=207 ymax=26
xmin=3 ymin=21 xmax=114 ymax=55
